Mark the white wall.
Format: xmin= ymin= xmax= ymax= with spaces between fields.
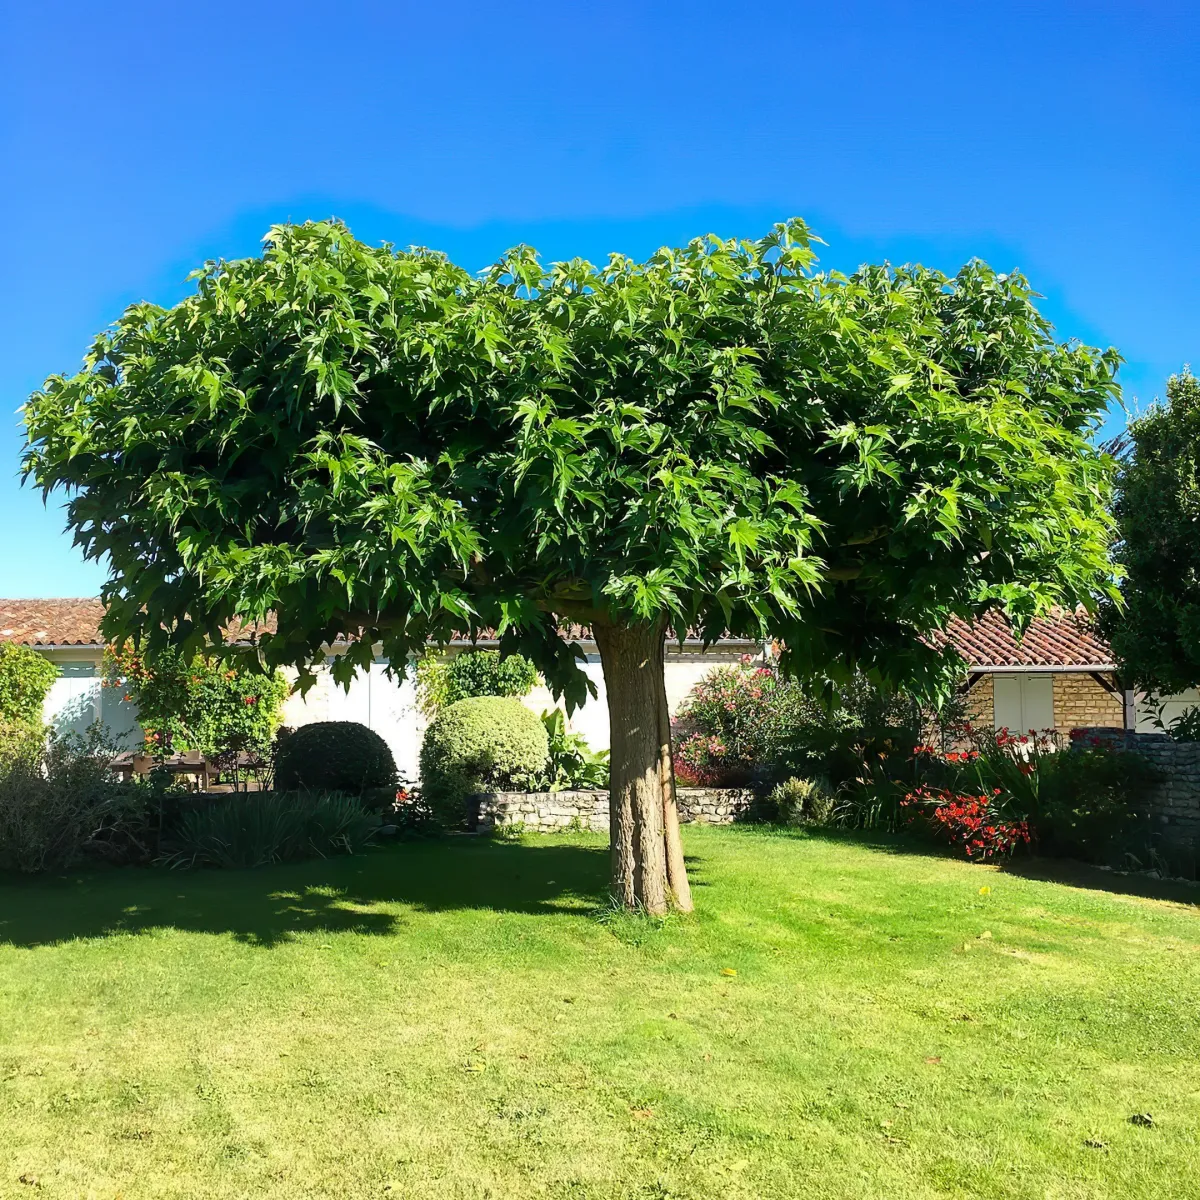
xmin=281 ymin=659 xmax=422 ymax=782
xmin=38 ymin=651 xmax=141 ymax=749
xmin=31 ymin=642 xmax=755 ymax=782
xmin=1135 ymin=688 xmax=1200 ymax=734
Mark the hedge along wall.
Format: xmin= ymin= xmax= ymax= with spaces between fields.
xmin=1076 ymin=728 xmax=1200 ymax=874
xmin=474 ymin=788 xmax=754 ymax=834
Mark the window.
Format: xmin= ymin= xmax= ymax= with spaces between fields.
xmin=992 ymin=673 xmax=1054 ymax=734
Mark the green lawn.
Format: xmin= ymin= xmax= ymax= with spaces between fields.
xmin=1 ymin=827 xmax=1198 ymax=1200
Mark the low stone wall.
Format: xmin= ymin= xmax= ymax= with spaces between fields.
xmin=1074 ymin=729 xmax=1200 ymax=868
xmin=473 ymin=788 xmax=754 ymax=834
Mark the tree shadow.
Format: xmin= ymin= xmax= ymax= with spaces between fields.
xmin=997 ymin=855 xmax=1200 ymax=907
xmin=0 ymin=838 xmax=613 ymax=950
xmin=781 ymin=824 xmax=1200 ymax=906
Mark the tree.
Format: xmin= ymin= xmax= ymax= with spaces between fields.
xmin=1101 ymin=369 xmax=1200 ymax=695
xmin=23 ymin=219 xmax=1120 ymax=913
xmin=0 ymin=643 xmax=60 ymax=728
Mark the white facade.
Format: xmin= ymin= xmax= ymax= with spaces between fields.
xmin=1134 ymin=688 xmax=1200 ymax=734
xmin=38 ymin=648 xmax=141 ymax=749
xmin=34 ymin=641 xmax=755 ymax=782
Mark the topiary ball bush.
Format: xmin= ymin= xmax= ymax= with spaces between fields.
xmin=273 ymin=721 xmax=397 ymax=796
xmin=419 ymin=696 xmax=549 ymax=828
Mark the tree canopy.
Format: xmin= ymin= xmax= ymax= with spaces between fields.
xmin=1101 ymin=369 xmax=1200 ymax=694
xmin=24 ymin=218 xmax=1119 ymax=702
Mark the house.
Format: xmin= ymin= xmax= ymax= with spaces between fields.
xmin=0 ymin=599 xmax=1149 ymax=781
xmin=935 ymin=610 xmax=1130 ymax=736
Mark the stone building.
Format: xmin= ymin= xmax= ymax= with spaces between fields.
xmin=937 ymin=609 xmax=1129 ymax=737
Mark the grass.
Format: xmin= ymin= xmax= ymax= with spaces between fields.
xmin=1 ymin=826 xmax=1198 ymax=1200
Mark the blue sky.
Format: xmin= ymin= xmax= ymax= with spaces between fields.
xmin=1 ymin=1 xmax=1196 ymax=597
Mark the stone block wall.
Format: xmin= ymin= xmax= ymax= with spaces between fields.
xmin=1073 ymin=728 xmax=1200 ymax=871
xmin=1052 ymin=672 xmax=1124 ymax=736
xmin=474 ymin=788 xmax=754 ymax=834
xmin=962 ymin=675 xmax=994 ymax=730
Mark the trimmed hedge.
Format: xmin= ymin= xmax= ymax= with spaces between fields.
xmin=419 ymin=697 xmax=549 ymax=827
xmin=273 ymin=721 xmax=397 ymax=794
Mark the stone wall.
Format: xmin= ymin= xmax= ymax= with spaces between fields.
xmin=474 ymin=788 xmax=754 ymax=834
xmin=1052 ymin=672 xmax=1124 ymax=735
xmin=1074 ymin=728 xmax=1200 ymax=871
xmin=962 ymin=674 xmax=994 ymax=729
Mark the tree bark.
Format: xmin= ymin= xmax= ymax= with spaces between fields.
xmin=657 ymin=648 xmax=693 ymax=912
xmin=593 ymin=618 xmax=670 ymax=915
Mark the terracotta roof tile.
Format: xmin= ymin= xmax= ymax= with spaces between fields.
xmin=0 ymin=598 xmax=1117 ymax=670
xmin=0 ymin=598 xmax=107 ymax=646
xmin=933 ymin=609 xmax=1114 ymax=669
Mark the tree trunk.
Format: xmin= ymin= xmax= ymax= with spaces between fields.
xmin=657 ymin=648 xmax=693 ymax=912
xmin=593 ymin=618 xmax=670 ymax=915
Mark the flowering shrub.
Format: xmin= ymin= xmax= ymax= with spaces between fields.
xmin=671 ymin=659 xmax=797 ymax=785
xmin=104 ymin=646 xmax=290 ymax=757
xmin=0 ymin=643 xmax=59 ymax=728
xmin=901 ymin=785 xmax=1031 ymax=859
xmin=672 ymin=658 xmax=919 ymax=787
xmin=910 ymin=721 xmax=1162 ymax=865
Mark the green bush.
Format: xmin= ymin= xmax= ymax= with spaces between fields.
xmin=419 ymin=696 xmax=549 ymax=826
xmin=1037 ymin=744 xmax=1163 ymax=865
xmin=911 ymin=726 xmax=1166 ymax=868
xmin=533 ymin=709 xmax=609 ymax=790
xmin=0 ymin=724 xmax=154 ymax=872
xmin=416 ymin=649 xmax=539 ymax=719
xmin=672 ymin=661 xmax=919 ymax=788
xmin=165 ymin=790 xmax=376 ymax=868
xmin=0 ymin=644 xmax=59 ymax=727
xmin=273 ymin=721 xmax=397 ymax=794
xmin=105 ymin=645 xmax=290 ymax=757
xmin=767 ymin=776 xmax=835 ymax=826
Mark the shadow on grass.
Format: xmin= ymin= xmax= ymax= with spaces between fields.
xmin=998 ymin=855 xmax=1200 ymax=907
xmin=788 ymin=823 xmax=1200 ymax=906
xmin=0 ymin=837 xmax=613 ymax=950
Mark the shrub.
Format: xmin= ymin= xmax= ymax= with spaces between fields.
xmin=672 ymin=660 xmax=919 ymax=788
xmin=419 ymin=696 xmax=549 ymax=826
xmin=0 ymin=724 xmax=154 ymax=872
xmin=273 ymin=721 xmax=397 ymax=794
xmin=766 ymin=776 xmax=834 ymax=826
xmin=165 ymin=790 xmax=376 ymax=868
xmin=1161 ymin=704 xmax=1200 ymax=742
xmin=1040 ymin=740 xmax=1162 ymax=864
xmin=912 ymin=724 xmax=1162 ymax=866
xmin=105 ymin=645 xmax=290 ymax=757
xmin=0 ymin=644 xmax=59 ymax=727
xmin=415 ymin=649 xmax=539 ymax=719
xmin=534 ymin=709 xmax=609 ymax=791
xmin=901 ymin=785 xmax=1032 ymax=860
xmin=446 ymin=650 xmax=538 ymax=705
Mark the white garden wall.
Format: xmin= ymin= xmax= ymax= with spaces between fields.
xmin=30 ymin=640 xmax=760 ymax=783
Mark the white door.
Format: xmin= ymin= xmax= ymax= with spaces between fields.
xmin=992 ymin=673 xmax=1054 ymax=734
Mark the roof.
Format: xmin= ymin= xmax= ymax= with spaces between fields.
xmin=0 ymin=598 xmax=1117 ymax=670
xmin=935 ymin=609 xmax=1114 ymax=670
xmin=0 ymin=598 xmax=106 ymax=646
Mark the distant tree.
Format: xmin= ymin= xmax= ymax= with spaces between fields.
xmin=24 ymin=219 xmax=1119 ymax=913
xmin=1102 ymin=369 xmax=1200 ymax=695
xmin=0 ymin=643 xmax=59 ymax=727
